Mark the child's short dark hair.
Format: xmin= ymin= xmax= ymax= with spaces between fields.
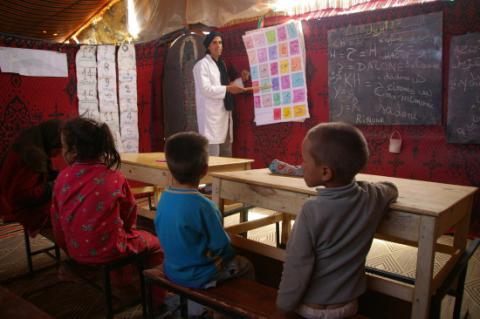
xmin=62 ymin=117 xmax=120 ymax=169
xmin=165 ymin=132 xmax=208 ymax=185
xmin=306 ymin=122 xmax=369 ymax=184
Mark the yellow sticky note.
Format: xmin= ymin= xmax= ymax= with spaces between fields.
xmin=280 ymin=59 xmax=289 ymax=74
xmin=294 ymin=105 xmax=306 ymax=117
xmin=282 ymin=106 xmax=292 ymax=119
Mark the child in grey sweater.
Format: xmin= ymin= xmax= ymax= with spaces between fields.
xmin=275 ymin=122 xmax=398 ymax=319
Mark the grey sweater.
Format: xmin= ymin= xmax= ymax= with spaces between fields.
xmin=276 ymin=180 xmax=398 ymax=311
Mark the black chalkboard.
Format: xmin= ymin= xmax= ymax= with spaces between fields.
xmin=328 ymin=12 xmax=443 ymax=125
xmin=446 ymin=32 xmax=480 ymax=144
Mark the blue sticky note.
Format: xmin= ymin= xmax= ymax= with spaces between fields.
xmin=282 ymin=91 xmax=292 ymax=104
xmin=251 ymin=65 xmax=259 ymax=80
xmin=291 ymin=72 xmax=304 ymax=88
xmin=287 ymin=23 xmax=297 ymax=39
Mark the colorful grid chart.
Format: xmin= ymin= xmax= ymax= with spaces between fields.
xmin=242 ymin=21 xmax=310 ymax=126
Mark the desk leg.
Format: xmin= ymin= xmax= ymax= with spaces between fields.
xmin=280 ymin=214 xmax=293 ymax=247
xmin=212 ymin=178 xmax=225 ymax=225
xmin=411 ymin=215 xmax=437 ymax=319
xmin=453 ymin=197 xmax=472 ymax=253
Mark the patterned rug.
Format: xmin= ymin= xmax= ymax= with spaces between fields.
xmin=0 ymin=222 xmax=23 ymax=239
xmin=1 ymin=214 xmax=479 ymax=319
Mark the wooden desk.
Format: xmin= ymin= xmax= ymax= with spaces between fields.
xmin=121 ymin=152 xmax=253 ymax=221
xmin=120 ymin=152 xmax=253 ymax=186
xmin=211 ymin=169 xmax=477 ymax=319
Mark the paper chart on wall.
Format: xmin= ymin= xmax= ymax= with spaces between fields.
xmin=117 ymin=43 xmax=139 ymax=152
xmin=242 ymin=21 xmax=310 ymax=126
xmin=76 ymin=45 xmax=99 ymax=121
xmin=97 ymin=45 xmax=123 ymax=152
xmin=0 ymin=46 xmax=68 ymax=77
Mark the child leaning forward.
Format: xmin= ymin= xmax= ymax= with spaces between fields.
xmin=275 ymin=122 xmax=398 ymax=319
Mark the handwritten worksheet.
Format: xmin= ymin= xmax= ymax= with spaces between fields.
xmin=97 ymin=45 xmax=123 ymax=152
xmin=118 ymin=43 xmax=139 ymax=152
xmin=242 ymin=21 xmax=310 ymax=126
xmin=76 ymin=45 xmax=99 ymax=120
xmin=76 ymin=44 xmax=141 ymax=152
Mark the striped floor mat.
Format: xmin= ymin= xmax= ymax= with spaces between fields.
xmin=0 ymin=222 xmax=23 ymax=239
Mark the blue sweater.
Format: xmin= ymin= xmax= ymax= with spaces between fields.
xmin=155 ymin=187 xmax=235 ymax=288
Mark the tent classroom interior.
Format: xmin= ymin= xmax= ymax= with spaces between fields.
xmin=0 ymin=0 xmax=479 ymax=318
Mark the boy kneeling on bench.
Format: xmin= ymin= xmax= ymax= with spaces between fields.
xmin=155 ymin=132 xmax=255 ymax=316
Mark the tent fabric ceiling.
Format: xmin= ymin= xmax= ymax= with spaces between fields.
xmin=0 ymin=0 xmax=114 ymax=42
xmin=0 ymin=0 xmax=445 ymax=44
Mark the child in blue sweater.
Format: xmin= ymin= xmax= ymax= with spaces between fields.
xmin=155 ymin=131 xmax=254 ymax=290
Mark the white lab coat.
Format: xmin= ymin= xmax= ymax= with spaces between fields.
xmin=193 ymin=54 xmax=233 ymax=144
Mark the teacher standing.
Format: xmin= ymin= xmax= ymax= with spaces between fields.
xmin=193 ymin=31 xmax=249 ymax=157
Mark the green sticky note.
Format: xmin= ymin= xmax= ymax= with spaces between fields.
xmin=273 ymin=92 xmax=281 ymax=106
xmin=266 ymin=30 xmax=276 ymax=44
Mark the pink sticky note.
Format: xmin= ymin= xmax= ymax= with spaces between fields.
xmin=277 ymin=26 xmax=287 ymax=41
xmin=270 ymin=62 xmax=278 ymax=76
xmin=293 ymin=89 xmax=305 ymax=103
xmin=253 ymin=33 xmax=266 ymax=47
xmin=289 ymin=40 xmax=300 ymax=55
xmin=244 ymin=36 xmax=254 ymax=49
xmin=257 ymin=48 xmax=268 ymax=63
xmin=281 ymin=75 xmax=290 ymax=89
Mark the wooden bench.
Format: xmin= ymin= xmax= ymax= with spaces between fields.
xmin=143 ymin=267 xmax=368 ymax=319
xmin=144 ymin=267 xmax=277 ymax=318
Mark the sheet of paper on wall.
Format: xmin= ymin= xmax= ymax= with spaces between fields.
xmin=0 ymin=47 xmax=68 ymax=77
xmin=97 ymin=45 xmax=123 ymax=152
xmin=242 ymin=21 xmax=310 ymax=126
xmin=76 ymin=45 xmax=100 ymax=121
xmin=118 ymin=43 xmax=139 ymax=152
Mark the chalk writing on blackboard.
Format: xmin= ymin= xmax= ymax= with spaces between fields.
xmin=328 ymin=12 xmax=443 ymax=125
xmin=446 ymin=32 xmax=480 ymax=144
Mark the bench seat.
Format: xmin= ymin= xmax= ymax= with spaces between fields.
xmin=144 ymin=267 xmax=277 ymax=318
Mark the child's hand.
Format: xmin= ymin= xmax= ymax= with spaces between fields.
xmin=241 ymin=69 xmax=250 ymax=82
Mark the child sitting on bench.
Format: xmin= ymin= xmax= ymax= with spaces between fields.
xmin=275 ymin=122 xmax=398 ymax=319
xmin=155 ymin=132 xmax=254 ymax=314
xmin=50 ymin=117 xmax=164 ymax=302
